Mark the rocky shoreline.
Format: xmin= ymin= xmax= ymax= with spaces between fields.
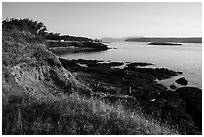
xmin=59 ymin=58 xmax=202 ymax=134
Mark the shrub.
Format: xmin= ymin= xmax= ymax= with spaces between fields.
xmin=2 ymin=18 xmax=47 ymax=37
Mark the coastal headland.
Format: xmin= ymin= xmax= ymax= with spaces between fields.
xmin=2 ymin=18 xmax=202 ymax=135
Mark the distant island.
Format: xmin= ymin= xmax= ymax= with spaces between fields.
xmin=101 ymin=37 xmax=202 ymax=43
xmin=125 ymin=37 xmax=202 ymax=43
xmin=148 ymin=42 xmax=182 ymax=46
xmin=101 ymin=37 xmax=127 ymax=43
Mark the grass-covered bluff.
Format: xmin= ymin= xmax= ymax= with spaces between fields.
xmin=2 ymin=18 xmax=199 ymax=135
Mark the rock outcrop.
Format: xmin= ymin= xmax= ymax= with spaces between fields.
xmin=175 ymin=77 xmax=188 ymax=86
xmin=170 ymin=84 xmax=177 ymax=90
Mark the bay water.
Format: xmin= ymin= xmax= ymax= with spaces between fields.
xmin=58 ymin=42 xmax=202 ymax=89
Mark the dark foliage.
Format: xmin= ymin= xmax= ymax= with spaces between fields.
xmin=2 ymin=18 xmax=47 ymax=37
xmin=46 ymin=33 xmax=93 ymax=42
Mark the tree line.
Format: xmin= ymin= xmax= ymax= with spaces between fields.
xmin=46 ymin=33 xmax=93 ymax=42
xmin=2 ymin=18 xmax=47 ymax=36
xmin=2 ymin=18 xmax=94 ymax=42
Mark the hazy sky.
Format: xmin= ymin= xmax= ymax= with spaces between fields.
xmin=2 ymin=2 xmax=202 ymax=39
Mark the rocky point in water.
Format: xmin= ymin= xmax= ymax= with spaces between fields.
xmin=175 ymin=77 xmax=188 ymax=86
xmin=170 ymin=84 xmax=177 ymax=90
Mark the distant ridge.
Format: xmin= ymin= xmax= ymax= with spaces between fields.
xmin=125 ymin=37 xmax=202 ymax=43
xmin=101 ymin=36 xmax=143 ymax=42
xmin=101 ymin=37 xmax=127 ymax=42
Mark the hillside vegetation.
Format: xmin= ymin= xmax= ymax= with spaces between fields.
xmin=46 ymin=32 xmax=93 ymax=42
xmin=2 ymin=18 xmax=180 ymax=135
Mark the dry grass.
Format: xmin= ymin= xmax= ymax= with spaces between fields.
xmin=2 ymin=92 xmax=179 ymax=135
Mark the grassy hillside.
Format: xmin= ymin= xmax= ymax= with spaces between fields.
xmin=3 ymin=93 xmax=179 ymax=135
xmin=2 ymin=18 xmax=180 ymax=135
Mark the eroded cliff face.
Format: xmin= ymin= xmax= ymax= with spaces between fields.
xmin=2 ymin=26 xmax=89 ymax=105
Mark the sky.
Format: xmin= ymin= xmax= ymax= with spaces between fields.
xmin=2 ymin=2 xmax=202 ymax=39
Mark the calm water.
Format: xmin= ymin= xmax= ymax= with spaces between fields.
xmin=58 ymin=42 xmax=202 ymax=89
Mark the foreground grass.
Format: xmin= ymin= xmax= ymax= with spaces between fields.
xmin=2 ymin=93 xmax=179 ymax=135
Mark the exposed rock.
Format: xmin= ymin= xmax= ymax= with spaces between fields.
xmin=2 ymin=66 xmax=26 ymax=105
xmin=46 ymin=52 xmax=62 ymax=67
xmin=126 ymin=62 xmax=153 ymax=68
xmin=175 ymin=77 xmax=188 ymax=85
xmin=103 ymin=62 xmax=124 ymax=67
xmin=125 ymin=66 xmax=179 ymax=80
xmin=2 ymin=25 xmax=91 ymax=105
xmin=177 ymin=71 xmax=183 ymax=74
xmin=170 ymin=84 xmax=177 ymax=90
